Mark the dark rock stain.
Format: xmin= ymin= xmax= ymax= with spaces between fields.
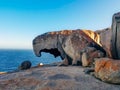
xmin=48 ymin=74 xmax=71 ymax=80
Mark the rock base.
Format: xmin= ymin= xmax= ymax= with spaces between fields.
xmin=0 ymin=66 xmax=120 ymax=90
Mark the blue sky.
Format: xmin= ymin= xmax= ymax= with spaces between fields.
xmin=0 ymin=0 xmax=120 ymax=49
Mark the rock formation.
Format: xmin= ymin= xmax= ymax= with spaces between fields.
xmin=33 ymin=30 xmax=106 ymax=66
xmin=32 ymin=12 xmax=120 ymax=85
xmin=93 ymin=12 xmax=120 ymax=84
xmin=95 ymin=58 xmax=120 ymax=84
xmin=111 ymin=12 xmax=120 ymax=59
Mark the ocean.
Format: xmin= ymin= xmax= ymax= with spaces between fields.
xmin=0 ymin=49 xmax=61 ymax=72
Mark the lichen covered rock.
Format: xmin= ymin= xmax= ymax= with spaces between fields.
xmin=95 ymin=58 xmax=120 ymax=84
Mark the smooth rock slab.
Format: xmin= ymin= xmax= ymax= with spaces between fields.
xmin=0 ymin=66 xmax=120 ymax=90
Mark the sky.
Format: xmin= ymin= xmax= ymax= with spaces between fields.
xmin=0 ymin=0 xmax=120 ymax=49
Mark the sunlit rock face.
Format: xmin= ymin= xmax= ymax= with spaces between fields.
xmin=33 ymin=29 xmax=106 ymax=66
xmin=82 ymin=30 xmax=101 ymax=46
xmin=111 ymin=12 xmax=120 ymax=59
xmin=50 ymin=30 xmax=101 ymax=46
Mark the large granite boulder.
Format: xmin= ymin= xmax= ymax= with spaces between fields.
xmin=111 ymin=12 xmax=120 ymax=59
xmin=95 ymin=58 xmax=120 ymax=84
xmin=33 ymin=30 xmax=106 ymax=66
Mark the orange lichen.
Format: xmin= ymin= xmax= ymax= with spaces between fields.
xmin=95 ymin=58 xmax=120 ymax=73
xmin=95 ymin=59 xmax=107 ymax=73
xmin=105 ymin=60 xmax=120 ymax=71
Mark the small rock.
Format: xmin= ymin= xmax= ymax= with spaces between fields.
xmin=19 ymin=61 xmax=32 ymax=70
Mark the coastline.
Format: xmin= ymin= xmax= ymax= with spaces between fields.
xmin=0 ymin=72 xmax=6 ymax=75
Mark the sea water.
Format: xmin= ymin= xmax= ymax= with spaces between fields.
xmin=0 ymin=49 xmax=61 ymax=72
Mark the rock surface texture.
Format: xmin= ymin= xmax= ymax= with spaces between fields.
xmin=33 ymin=30 xmax=106 ymax=66
xmin=81 ymin=47 xmax=104 ymax=67
xmin=95 ymin=58 xmax=120 ymax=84
xmin=0 ymin=66 xmax=120 ymax=90
xmin=96 ymin=28 xmax=112 ymax=58
xmin=111 ymin=12 xmax=120 ymax=59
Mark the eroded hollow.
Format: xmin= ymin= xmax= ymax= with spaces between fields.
xmin=40 ymin=48 xmax=61 ymax=58
xmin=38 ymin=48 xmax=62 ymax=65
